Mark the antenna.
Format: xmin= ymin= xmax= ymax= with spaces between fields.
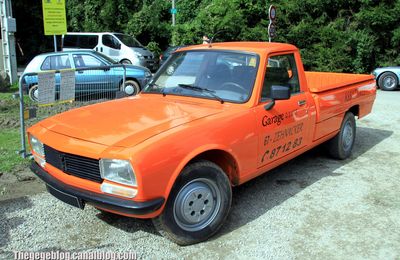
xmin=209 ymin=29 xmax=227 ymax=47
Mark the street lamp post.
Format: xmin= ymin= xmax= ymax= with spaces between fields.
xmin=172 ymin=0 xmax=176 ymax=26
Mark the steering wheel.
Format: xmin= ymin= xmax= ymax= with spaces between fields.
xmin=220 ymin=82 xmax=247 ymax=93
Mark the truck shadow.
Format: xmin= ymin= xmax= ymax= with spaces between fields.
xmin=218 ymin=126 xmax=393 ymax=237
xmin=95 ymin=126 xmax=392 ymax=242
xmin=96 ymin=210 xmax=159 ymax=236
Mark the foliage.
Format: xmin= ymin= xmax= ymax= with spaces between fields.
xmin=13 ymin=0 xmax=400 ymax=73
xmin=0 ymin=91 xmax=29 ymax=174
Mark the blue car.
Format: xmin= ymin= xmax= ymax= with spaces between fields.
xmin=372 ymin=67 xmax=400 ymax=91
xmin=23 ymin=50 xmax=152 ymax=101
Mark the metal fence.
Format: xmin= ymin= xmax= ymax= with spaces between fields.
xmin=18 ymin=65 xmax=128 ymax=158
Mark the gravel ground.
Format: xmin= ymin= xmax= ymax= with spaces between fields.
xmin=1 ymin=90 xmax=399 ymax=259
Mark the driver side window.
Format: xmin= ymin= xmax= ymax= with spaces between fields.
xmin=261 ymin=54 xmax=300 ymax=101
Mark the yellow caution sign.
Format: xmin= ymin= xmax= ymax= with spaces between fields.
xmin=42 ymin=0 xmax=67 ymax=35
xmin=249 ymin=57 xmax=257 ymax=67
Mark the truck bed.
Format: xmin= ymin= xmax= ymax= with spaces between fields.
xmin=306 ymin=71 xmax=376 ymax=142
xmin=305 ymin=72 xmax=374 ymax=93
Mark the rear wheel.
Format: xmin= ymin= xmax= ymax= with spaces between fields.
xmin=152 ymin=160 xmax=232 ymax=245
xmin=28 ymin=85 xmax=39 ymax=102
xmin=120 ymin=80 xmax=140 ymax=96
xmin=328 ymin=112 xmax=356 ymax=160
xmin=378 ymin=72 xmax=398 ymax=91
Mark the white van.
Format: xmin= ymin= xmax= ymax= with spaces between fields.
xmin=62 ymin=32 xmax=159 ymax=71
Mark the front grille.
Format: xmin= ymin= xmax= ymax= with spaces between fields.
xmin=44 ymin=145 xmax=102 ymax=183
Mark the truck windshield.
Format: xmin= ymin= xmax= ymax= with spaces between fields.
xmin=143 ymin=51 xmax=259 ymax=103
xmin=114 ymin=34 xmax=143 ymax=48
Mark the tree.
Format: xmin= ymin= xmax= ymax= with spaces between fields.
xmin=13 ymin=0 xmax=400 ymax=73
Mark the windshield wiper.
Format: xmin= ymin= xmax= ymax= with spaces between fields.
xmin=177 ymin=84 xmax=224 ymax=104
xmin=146 ymin=82 xmax=167 ymax=96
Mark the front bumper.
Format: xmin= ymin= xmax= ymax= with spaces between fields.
xmin=30 ymin=162 xmax=164 ymax=216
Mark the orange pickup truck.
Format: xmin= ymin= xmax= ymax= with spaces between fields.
xmin=28 ymin=42 xmax=376 ymax=245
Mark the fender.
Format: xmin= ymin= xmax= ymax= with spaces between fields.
xmin=162 ymin=143 xmax=240 ymax=203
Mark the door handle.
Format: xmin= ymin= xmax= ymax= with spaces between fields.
xmin=78 ymin=71 xmax=84 ymax=74
xmin=298 ymin=100 xmax=306 ymax=106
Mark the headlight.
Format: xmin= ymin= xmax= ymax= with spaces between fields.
xmin=30 ymin=135 xmax=44 ymax=157
xmin=145 ymin=70 xmax=152 ymax=78
xmin=136 ymin=53 xmax=144 ymax=60
xmin=99 ymin=159 xmax=137 ymax=186
xmin=29 ymin=134 xmax=45 ymax=167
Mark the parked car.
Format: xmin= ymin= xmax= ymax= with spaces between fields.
xmin=372 ymin=67 xmax=400 ymax=91
xmin=159 ymin=45 xmax=186 ymax=65
xmin=23 ymin=50 xmax=152 ymax=101
xmin=62 ymin=32 xmax=159 ymax=71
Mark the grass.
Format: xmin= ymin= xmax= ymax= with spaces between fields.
xmin=0 ymin=84 xmax=31 ymax=174
xmin=0 ymin=129 xmax=29 ymax=173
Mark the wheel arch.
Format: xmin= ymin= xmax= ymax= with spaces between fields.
xmin=348 ymin=105 xmax=359 ymax=118
xmin=119 ymin=58 xmax=132 ymax=64
xmin=163 ymin=146 xmax=240 ymax=203
xmin=188 ymin=149 xmax=240 ymax=186
xmin=119 ymin=77 xmax=141 ymax=89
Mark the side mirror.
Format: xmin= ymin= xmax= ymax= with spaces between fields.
xmin=271 ymin=85 xmax=290 ymax=100
xmin=264 ymin=85 xmax=290 ymax=110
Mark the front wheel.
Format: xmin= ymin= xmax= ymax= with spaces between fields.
xmin=328 ymin=112 xmax=356 ymax=160
xmin=378 ymin=72 xmax=398 ymax=91
xmin=28 ymin=85 xmax=39 ymax=102
xmin=152 ymin=160 xmax=232 ymax=245
xmin=120 ymin=80 xmax=140 ymax=96
xmin=120 ymin=59 xmax=132 ymax=65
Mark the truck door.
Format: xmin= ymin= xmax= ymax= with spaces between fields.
xmin=256 ymin=53 xmax=310 ymax=168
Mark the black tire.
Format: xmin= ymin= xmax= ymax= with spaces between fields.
xmin=328 ymin=112 xmax=356 ymax=160
xmin=120 ymin=59 xmax=132 ymax=65
xmin=378 ymin=72 xmax=398 ymax=91
xmin=152 ymin=160 xmax=232 ymax=245
xmin=120 ymin=80 xmax=140 ymax=96
xmin=28 ymin=84 xmax=39 ymax=102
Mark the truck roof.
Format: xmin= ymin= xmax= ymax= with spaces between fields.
xmin=179 ymin=42 xmax=298 ymax=54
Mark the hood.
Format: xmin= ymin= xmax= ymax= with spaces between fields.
xmin=131 ymin=47 xmax=154 ymax=58
xmin=40 ymin=95 xmax=222 ymax=148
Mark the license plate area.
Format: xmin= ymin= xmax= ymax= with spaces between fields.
xmin=46 ymin=184 xmax=85 ymax=209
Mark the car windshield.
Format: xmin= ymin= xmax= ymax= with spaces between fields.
xmin=95 ymin=52 xmax=118 ymax=64
xmin=114 ymin=34 xmax=142 ymax=48
xmin=143 ymin=51 xmax=259 ymax=103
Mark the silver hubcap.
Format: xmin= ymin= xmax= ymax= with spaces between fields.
xmin=34 ymin=89 xmax=39 ymax=99
xmin=383 ymin=76 xmax=396 ymax=89
xmin=342 ymin=121 xmax=353 ymax=151
xmin=124 ymin=84 xmax=136 ymax=95
xmin=173 ymin=178 xmax=221 ymax=232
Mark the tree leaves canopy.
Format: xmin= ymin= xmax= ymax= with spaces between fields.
xmin=14 ymin=0 xmax=400 ymax=73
